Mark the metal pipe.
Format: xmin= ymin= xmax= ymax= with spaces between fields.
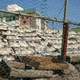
xmin=61 ymin=0 xmax=68 ymax=61
xmin=63 ymin=0 xmax=68 ymax=22
xmin=61 ymin=23 xmax=69 ymax=61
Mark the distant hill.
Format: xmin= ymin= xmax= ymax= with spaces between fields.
xmin=72 ymin=27 xmax=80 ymax=32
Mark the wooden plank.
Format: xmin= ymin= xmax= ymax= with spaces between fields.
xmin=10 ymin=68 xmax=53 ymax=78
xmin=15 ymin=55 xmax=69 ymax=70
xmin=6 ymin=61 xmax=25 ymax=69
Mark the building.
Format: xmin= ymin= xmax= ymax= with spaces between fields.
xmin=0 ymin=10 xmax=48 ymax=31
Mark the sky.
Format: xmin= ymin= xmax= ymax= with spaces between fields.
xmin=0 ymin=0 xmax=80 ymax=29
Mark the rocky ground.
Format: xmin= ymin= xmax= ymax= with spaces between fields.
xmin=0 ymin=25 xmax=80 ymax=80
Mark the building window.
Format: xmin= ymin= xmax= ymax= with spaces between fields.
xmin=0 ymin=17 xmax=3 ymax=22
xmin=6 ymin=16 xmax=17 ymax=22
xmin=6 ymin=16 xmax=12 ymax=22
xmin=12 ymin=16 xmax=16 ymax=21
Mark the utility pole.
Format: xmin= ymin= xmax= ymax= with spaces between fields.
xmin=63 ymin=0 xmax=68 ymax=22
xmin=61 ymin=0 xmax=69 ymax=61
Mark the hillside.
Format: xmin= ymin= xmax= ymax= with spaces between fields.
xmin=72 ymin=27 xmax=80 ymax=32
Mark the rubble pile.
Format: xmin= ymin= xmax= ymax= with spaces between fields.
xmin=0 ymin=24 xmax=80 ymax=80
xmin=0 ymin=25 xmax=80 ymax=60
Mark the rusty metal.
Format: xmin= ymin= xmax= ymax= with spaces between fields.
xmin=61 ymin=23 xmax=69 ymax=61
xmin=61 ymin=0 xmax=69 ymax=61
